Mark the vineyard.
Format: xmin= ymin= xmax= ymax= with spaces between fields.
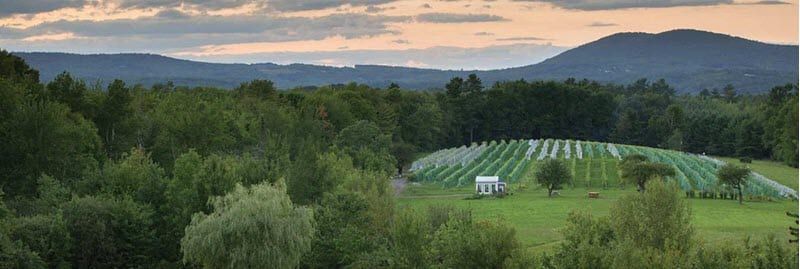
xmin=411 ymin=139 xmax=797 ymax=199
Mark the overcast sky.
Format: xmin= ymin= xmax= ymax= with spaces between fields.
xmin=0 ymin=0 xmax=796 ymax=69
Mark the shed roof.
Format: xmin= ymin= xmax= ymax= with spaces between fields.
xmin=475 ymin=176 xmax=502 ymax=183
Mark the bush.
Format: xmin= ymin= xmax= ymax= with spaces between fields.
xmin=430 ymin=218 xmax=518 ymax=269
xmin=610 ymin=180 xmax=693 ymax=252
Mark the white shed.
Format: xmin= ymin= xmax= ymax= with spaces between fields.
xmin=475 ymin=176 xmax=506 ymax=195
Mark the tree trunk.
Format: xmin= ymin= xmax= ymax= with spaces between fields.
xmin=469 ymin=127 xmax=474 ymax=144
xmin=548 ymin=185 xmax=553 ymax=197
xmin=637 ymin=181 xmax=645 ymax=193
xmin=737 ymin=184 xmax=743 ymax=205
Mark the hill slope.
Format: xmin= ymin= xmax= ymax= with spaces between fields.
xmin=491 ymin=29 xmax=798 ymax=93
xmin=13 ymin=29 xmax=798 ymax=93
xmin=411 ymin=139 xmax=797 ymax=199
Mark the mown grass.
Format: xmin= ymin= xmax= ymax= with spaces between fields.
xmin=716 ymin=156 xmax=798 ymax=191
xmin=398 ymin=183 xmax=798 ymax=254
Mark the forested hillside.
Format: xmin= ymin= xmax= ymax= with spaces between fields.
xmin=0 ymin=50 xmax=796 ymax=268
xmin=15 ymin=30 xmax=798 ymax=93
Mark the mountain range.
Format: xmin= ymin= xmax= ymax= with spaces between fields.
xmin=13 ymin=29 xmax=798 ymax=93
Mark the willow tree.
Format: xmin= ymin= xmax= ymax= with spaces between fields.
xmin=181 ymin=180 xmax=314 ymax=269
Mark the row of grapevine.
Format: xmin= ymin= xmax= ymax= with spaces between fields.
xmin=563 ymin=140 xmax=572 ymax=160
xmin=412 ymin=138 xmax=795 ymax=200
xmin=594 ymin=143 xmax=606 ymax=157
xmin=606 ymin=143 xmax=621 ymax=160
xmin=537 ymin=139 xmax=551 ymax=160
xmin=410 ymin=143 xmax=483 ymax=171
xmin=584 ymin=142 xmax=594 ymax=158
xmin=550 ymin=140 xmax=559 ymax=159
xmin=698 ymin=155 xmax=798 ymax=199
xmin=525 ymin=139 xmax=540 ymax=160
xmin=452 ymin=140 xmax=509 ymax=186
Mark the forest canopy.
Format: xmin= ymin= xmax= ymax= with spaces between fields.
xmin=0 ymin=50 xmax=796 ymax=268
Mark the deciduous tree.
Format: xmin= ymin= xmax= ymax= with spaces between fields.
xmin=181 ymin=181 xmax=314 ymax=269
xmin=717 ymin=163 xmax=750 ymax=204
xmin=535 ymin=159 xmax=571 ymax=197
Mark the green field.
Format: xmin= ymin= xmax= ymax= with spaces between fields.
xmin=398 ymin=183 xmax=798 ymax=253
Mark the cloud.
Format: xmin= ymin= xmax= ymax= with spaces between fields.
xmin=742 ymin=0 xmax=790 ymax=4
xmin=112 ymin=0 xmax=254 ymax=10
xmin=513 ymin=0 xmax=733 ymax=10
xmin=365 ymin=5 xmax=395 ymax=13
xmin=420 ymin=3 xmax=432 ymax=8
xmin=474 ymin=31 xmax=495 ymax=36
xmin=109 ymin=0 xmax=400 ymax=12
xmin=496 ymin=36 xmax=547 ymax=41
xmin=266 ymin=0 xmax=396 ymax=12
xmin=392 ymin=39 xmax=410 ymax=44
xmin=0 ymin=13 xmax=410 ymax=52
xmin=10 ymin=13 xmax=408 ymax=38
xmin=154 ymin=9 xmax=190 ymax=19
xmin=587 ymin=22 xmax=618 ymax=27
xmin=0 ymin=0 xmax=89 ymax=16
xmin=416 ymin=13 xmax=507 ymax=23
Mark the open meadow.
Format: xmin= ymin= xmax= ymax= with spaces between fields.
xmin=399 ymin=182 xmax=798 ymax=253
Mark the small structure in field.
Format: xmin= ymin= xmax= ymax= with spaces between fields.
xmin=476 ymin=176 xmax=506 ymax=195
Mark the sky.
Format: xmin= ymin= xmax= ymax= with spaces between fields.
xmin=0 ymin=0 xmax=797 ymax=69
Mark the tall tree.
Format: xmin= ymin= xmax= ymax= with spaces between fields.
xmin=46 ymin=72 xmax=87 ymax=115
xmin=97 ymin=79 xmax=133 ymax=158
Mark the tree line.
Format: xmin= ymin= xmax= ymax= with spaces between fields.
xmin=0 ymin=51 xmax=796 ymax=268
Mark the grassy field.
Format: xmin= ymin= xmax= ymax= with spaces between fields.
xmin=398 ymin=182 xmax=798 ymax=253
xmin=716 ymin=156 xmax=798 ymax=191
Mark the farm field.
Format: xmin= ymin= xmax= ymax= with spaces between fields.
xmin=406 ymin=138 xmax=799 ymax=254
xmin=397 ymin=184 xmax=799 ymax=253
xmin=411 ymin=139 xmax=797 ymax=199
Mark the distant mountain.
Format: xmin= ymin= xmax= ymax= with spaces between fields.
xmin=13 ymin=29 xmax=798 ymax=93
xmin=488 ymin=29 xmax=798 ymax=93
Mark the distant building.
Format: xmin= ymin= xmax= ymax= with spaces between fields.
xmin=475 ymin=176 xmax=506 ymax=195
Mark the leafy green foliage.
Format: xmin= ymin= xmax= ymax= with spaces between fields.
xmin=0 ymin=50 xmax=39 ymax=84
xmin=0 ymin=87 xmax=101 ymax=197
xmin=611 ymin=180 xmax=693 ymax=252
xmin=430 ymin=217 xmax=519 ymax=269
xmin=535 ymin=159 xmax=571 ymax=197
xmin=62 ymin=195 xmax=154 ymax=268
xmin=181 ymin=181 xmax=314 ymax=269
xmin=717 ymin=163 xmax=751 ymax=204
xmin=619 ymin=154 xmax=675 ymax=192
xmin=303 ymin=192 xmax=382 ymax=268
xmin=11 ymin=213 xmax=72 ymax=268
